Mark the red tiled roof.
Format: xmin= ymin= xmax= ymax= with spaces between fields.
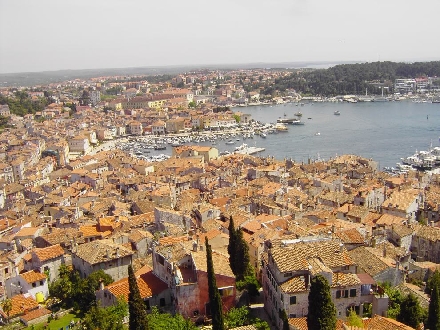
xmin=20 ymin=270 xmax=46 ymax=284
xmin=106 ymin=268 xmax=168 ymax=301
xmin=20 ymin=307 xmax=51 ymax=322
xmin=33 ymin=244 xmax=64 ymax=262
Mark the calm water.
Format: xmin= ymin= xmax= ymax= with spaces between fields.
xmin=143 ymin=101 xmax=440 ymax=169
xmin=229 ymin=101 xmax=440 ymax=169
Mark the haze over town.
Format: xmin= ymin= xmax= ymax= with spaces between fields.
xmin=1 ymin=0 xmax=440 ymax=73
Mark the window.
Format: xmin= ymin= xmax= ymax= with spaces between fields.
xmin=284 ymin=272 xmax=292 ymax=277
xmin=219 ymin=287 xmax=234 ymax=297
xmin=32 ymin=282 xmax=37 ymax=288
xmin=145 ymin=299 xmax=150 ymax=310
xmin=336 ymin=290 xmax=349 ymax=299
xmin=157 ymin=255 xmax=165 ymax=266
xmin=289 ymin=314 xmax=296 ymax=318
xmin=350 ymin=289 xmax=357 ymax=297
xmin=160 ymin=298 xmax=165 ymax=307
xmin=5 ymin=268 xmax=8 ymax=274
xmin=290 ymin=296 xmax=296 ymax=305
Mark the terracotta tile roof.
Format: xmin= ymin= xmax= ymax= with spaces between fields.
xmin=33 ymin=244 xmax=64 ymax=262
xmin=363 ymin=315 xmax=415 ymax=329
xmin=289 ymin=317 xmax=345 ymax=330
xmin=20 ymin=270 xmax=47 ymax=284
xmin=334 ymin=228 xmax=365 ymax=244
xmin=20 ymin=306 xmax=51 ymax=322
xmin=186 ymin=242 xmax=234 ymax=278
xmin=330 ymin=272 xmax=361 ymax=287
xmin=414 ymin=223 xmax=440 ymax=242
xmin=376 ymin=213 xmax=405 ymax=226
xmin=7 ymin=294 xmax=39 ymax=318
xmin=270 ymin=239 xmax=354 ymax=273
xmin=74 ymin=239 xmax=134 ymax=265
xmin=129 ymin=229 xmax=152 ymax=243
xmin=348 ymin=246 xmax=389 ymax=277
xmin=280 ymin=276 xmax=307 ymax=293
xmin=15 ymin=227 xmax=39 ymax=238
xmin=159 ymin=235 xmax=189 ymax=246
xmin=106 ymin=267 xmax=168 ymax=301
xmin=79 ymin=225 xmax=111 ymax=238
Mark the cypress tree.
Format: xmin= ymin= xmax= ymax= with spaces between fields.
xmin=206 ymin=237 xmax=225 ymax=330
xmin=228 ymin=216 xmax=238 ymax=276
xmin=128 ymin=264 xmax=149 ymax=330
xmin=235 ymin=228 xmax=251 ymax=281
xmin=281 ymin=309 xmax=290 ymax=330
xmin=307 ymin=275 xmax=336 ymax=330
xmin=427 ymin=284 xmax=440 ymax=330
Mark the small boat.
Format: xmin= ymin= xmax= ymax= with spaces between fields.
xmin=275 ymin=123 xmax=288 ymax=131
xmin=225 ymin=140 xmax=235 ymax=145
xmin=334 ymin=110 xmax=340 ymax=115
xmin=294 ymin=111 xmax=303 ymax=117
xmin=260 ymin=132 xmax=267 ymax=138
xmin=307 ymin=117 xmax=312 ymax=120
xmin=315 ymin=132 xmax=321 ymax=136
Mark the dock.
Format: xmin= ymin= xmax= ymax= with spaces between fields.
xmin=234 ymin=147 xmax=265 ymax=155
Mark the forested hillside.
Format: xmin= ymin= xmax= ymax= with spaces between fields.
xmin=263 ymin=61 xmax=440 ymax=96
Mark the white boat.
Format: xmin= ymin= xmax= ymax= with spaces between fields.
xmin=275 ymin=123 xmax=288 ymax=131
xmin=260 ymin=132 xmax=267 ymax=138
xmin=334 ymin=110 xmax=340 ymax=115
xmin=225 ymin=140 xmax=235 ymax=145
xmin=235 ymin=143 xmax=248 ymax=151
xmin=315 ymin=132 xmax=321 ymax=136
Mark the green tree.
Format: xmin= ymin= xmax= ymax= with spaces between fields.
xmin=382 ymin=282 xmax=403 ymax=319
xmin=235 ymin=228 xmax=250 ymax=281
xmin=307 ymin=275 xmax=336 ymax=330
xmin=206 ymin=237 xmax=225 ymax=330
xmin=128 ymin=264 xmax=149 ymax=330
xmin=78 ymin=270 xmax=114 ymax=313
xmin=83 ymin=298 xmax=128 ymax=330
xmin=281 ymin=309 xmax=290 ymax=330
xmin=49 ymin=264 xmax=76 ymax=308
xmin=227 ymin=216 xmax=238 ymax=276
xmin=398 ymin=293 xmax=426 ymax=328
xmin=1 ymin=298 xmax=12 ymax=322
xmin=427 ymin=284 xmax=440 ymax=330
xmin=224 ymin=306 xmax=249 ymax=329
xmin=188 ymin=101 xmax=197 ymax=108
xmin=426 ymin=270 xmax=440 ymax=294
xmin=147 ymin=306 xmax=197 ymax=330
xmin=346 ymin=309 xmax=363 ymax=328
xmin=224 ymin=306 xmax=269 ymax=330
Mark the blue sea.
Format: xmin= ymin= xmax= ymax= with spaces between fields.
xmin=231 ymin=101 xmax=440 ymax=169
xmin=143 ymin=100 xmax=440 ymax=170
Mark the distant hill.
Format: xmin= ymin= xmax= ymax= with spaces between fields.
xmin=0 ymin=61 xmax=353 ymax=87
xmin=262 ymin=60 xmax=440 ymax=96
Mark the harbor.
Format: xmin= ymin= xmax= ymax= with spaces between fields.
xmin=94 ymin=100 xmax=440 ymax=170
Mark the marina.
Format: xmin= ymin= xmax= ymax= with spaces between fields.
xmin=101 ymin=100 xmax=440 ymax=170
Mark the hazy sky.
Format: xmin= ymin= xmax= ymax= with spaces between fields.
xmin=1 ymin=0 xmax=439 ymax=73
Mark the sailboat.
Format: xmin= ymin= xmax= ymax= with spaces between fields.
xmin=358 ymin=88 xmax=373 ymax=102
xmin=373 ymin=86 xmax=388 ymax=102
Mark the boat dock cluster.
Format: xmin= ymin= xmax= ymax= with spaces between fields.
xmin=108 ymin=121 xmax=282 ymax=161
